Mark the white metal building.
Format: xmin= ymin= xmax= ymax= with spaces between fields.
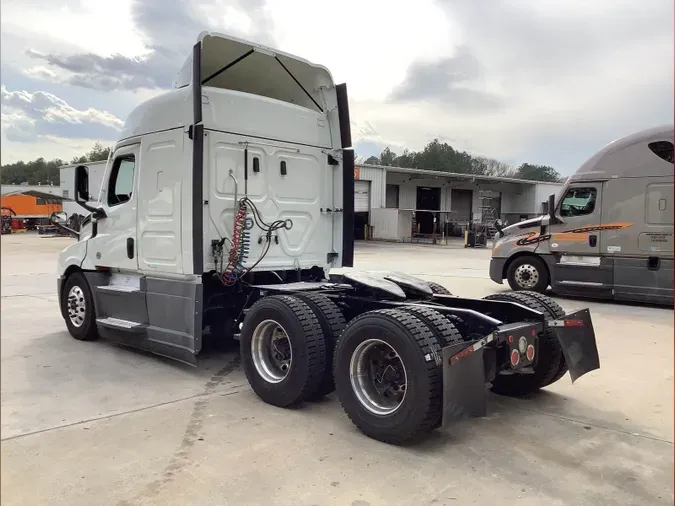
xmin=59 ymin=160 xmax=108 ymax=216
xmin=1 ymin=184 xmax=62 ymax=196
xmin=56 ymin=158 xmax=563 ymax=242
xmin=354 ymin=163 xmax=564 ymax=241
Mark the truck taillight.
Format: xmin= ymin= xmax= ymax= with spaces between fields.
xmin=526 ymin=344 xmax=535 ymax=361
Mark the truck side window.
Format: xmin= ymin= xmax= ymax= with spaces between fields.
xmin=560 ymin=187 xmax=597 ymax=217
xmin=107 ymin=156 xmax=135 ymax=206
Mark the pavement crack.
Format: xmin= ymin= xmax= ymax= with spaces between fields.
xmin=117 ymin=355 xmax=241 ymax=505
xmin=509 ymin=405 xmax=674 ymax=445
xmin=1 ymin=378 xmax=246 ymax=443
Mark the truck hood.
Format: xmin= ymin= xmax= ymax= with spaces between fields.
xmin=502 ymin=215 xmax=545 ymax=235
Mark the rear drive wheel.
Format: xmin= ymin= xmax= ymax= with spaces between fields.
xmin=400 ymin=306 xmax=464 ymax=347
xmin=333 ymin=309 xmax=443 ymax=444
xmin=483 ymin=292 xmax=565 ymax=395
xmin=62 ymin=272 xmax=98 ymax=341
xmin=505 ymin=291 xmax=568 ymax=385
xmin=506 ymin=255 xmax=549 ymax=293
xmin=240 ymin=295 xmax=327 ymax=407
xmin=293 ymin=292 xmax=346 ymax=400
xmin=427 ymin=281 xmax=452 ymax=295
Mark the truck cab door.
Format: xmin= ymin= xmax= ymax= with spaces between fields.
xmin=84 ymin=143 xmax=140 ymax=272
xmin=550 ymin=182 xmax=611 ymax=295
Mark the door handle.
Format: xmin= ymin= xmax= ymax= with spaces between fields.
xmin=127 ymin=238 xmax=135 ymax=259
xmin=588 ymin=234 xmax=597 ymax=247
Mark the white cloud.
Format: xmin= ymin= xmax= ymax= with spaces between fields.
xmin=0 ymin=86 xmax=124 ymax=162
xmin=0 ymin=0 xmax=672 ymax=173
xmin=1 ymin=86 xmax=124 ymax=131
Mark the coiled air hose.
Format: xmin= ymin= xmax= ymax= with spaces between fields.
xmin=220 ymin=198 xmax=292 ymax=286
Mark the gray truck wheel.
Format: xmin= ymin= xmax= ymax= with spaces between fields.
xmin=506 ymin=255 xmax=549 ymax=293
xmin=62 ymin=272 xmax=99 ymax=341
xmin=293 ymin=292 xmax=346 ymax=400
xmin=240 ymin=295 xmax=327 ymax=407
xmin=483 ymin=292 xmax=566 ymax=396
xmin=333 ymin=309 xmax=443 ymax=444
xmin=427 ymin=281 xmax=452 ymax=295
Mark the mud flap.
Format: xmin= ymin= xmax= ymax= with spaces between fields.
xmin=441 ymin=340 xmax=488 ymax=427
xmin=549 ymin=308 xmax=600 ymax=383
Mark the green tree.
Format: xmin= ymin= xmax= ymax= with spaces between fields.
xmin=1 ymin=142 xmax=112 ymax=185
xmin=379 ymin=147 xmax=397 ymax=166
xmin=514 ymin=163 xmax=562 ymax=182
xmin=71 ymin=142 xmax=111 ymax=164
xmin=472 ymin=156 xmax=516 ymax=177
xmin=364 ymin=155 xmax=380 ymax=164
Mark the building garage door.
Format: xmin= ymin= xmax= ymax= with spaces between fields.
xmin=451 ymin=189 xmax=472 ymax=223
xmin=355 ymin=180 xmax=371 ymax=212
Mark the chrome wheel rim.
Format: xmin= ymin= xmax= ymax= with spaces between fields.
xmin=350 ymin=339 xmax=408 ymax=416
xmin=251 ymin=319 xmax=292 ymax=384
xmin=67 ymin=285 xmax=86 ymax=328
xmin=514 ymin=264 xmax=539 ymax=289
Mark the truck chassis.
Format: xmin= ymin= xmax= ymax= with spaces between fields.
xmin=59 ymin=267 xmax=600 ymax=445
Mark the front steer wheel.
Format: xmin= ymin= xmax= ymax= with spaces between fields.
xmin=333 ymin=309 xmax=443 ymax=445
xmin=240 ymin=295 xmax=327 ymax=408
xmin=506 ymin=255 xmax=549 ymax=293
xmin=61 ymin=272 xmax=98 ymax=341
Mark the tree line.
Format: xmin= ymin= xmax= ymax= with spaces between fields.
xmin=1 ymin=138 xmax=563 ymax=185
xmin=1 ymin=143 xmax=111 ymax=185
xmin=361 ymin=139 xmax=563 ymax=182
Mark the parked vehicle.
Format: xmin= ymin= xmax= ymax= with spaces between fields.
xmin=491 ymin=125 xmax=674 ymax=305
xmin=53 ymin=31 xmax=600 ymax=444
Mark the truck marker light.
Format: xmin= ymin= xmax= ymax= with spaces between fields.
xmin=526 ymin=344 xmax=535 ymax=361
xmin=518 ymin=336 xmax=527 ymax=354
xmin=564 ymin=319 xmax=584 ymax=327
xmin=510 ymin=349 xmax=520 ymax=367
xmin=531 ymin=329 xmax=536 ymax=337
xmin=508 ymin=335 xmax=513 ymax=343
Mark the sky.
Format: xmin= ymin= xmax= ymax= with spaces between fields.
xmin=0 ymin=0 xmax=672 ymax=175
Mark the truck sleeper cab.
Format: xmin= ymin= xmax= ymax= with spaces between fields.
xmin=54 ymin=31 xmax=601 ymax=445
xmin=491 ymin=125 xmax=674 ymax=306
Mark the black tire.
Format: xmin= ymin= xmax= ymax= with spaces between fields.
xmin=506 ymin=255 xmax=549 ymax=293
xmin=293 ymin=292 xmax=346 ymax=400
xmin=400 ymin=306 xmax=464 ymax=347
xmin=427 ymin=281 xmax=452 ymax=296
xmin=333 ymin=309 xmax=443 ymax=444
xmin=240 ymin=295 xmax=327 ymax=408
xmin=483 ymin=292 xmax=566 ymax=395
xmin=506 ymin=291 xmax=569 ymax=385
xmin=61 ymin=271 xmax=98 ymax=341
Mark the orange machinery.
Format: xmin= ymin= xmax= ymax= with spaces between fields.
xmin=0 ymin=190 xmax=67 ymax=230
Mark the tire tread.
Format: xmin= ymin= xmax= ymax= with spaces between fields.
xmin=334 ymin=308 xmax=443 ymax=444
xmin=293 ymin=292 xmax=346 ymax=398
xmin=483 ymin=292 xmax=565 ymax=394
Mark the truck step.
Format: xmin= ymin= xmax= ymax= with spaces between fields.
xmin=97 ymin=284 xmax=142 ymax=294
xmin=96 ymin=317 xmax=147 ymax=333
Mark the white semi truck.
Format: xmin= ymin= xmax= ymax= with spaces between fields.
xmin=52 ymin=31 xmax=601 ymax=444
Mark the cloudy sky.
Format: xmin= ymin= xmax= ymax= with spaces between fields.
xmin=1 ymin=0 xmax=672 ymax=174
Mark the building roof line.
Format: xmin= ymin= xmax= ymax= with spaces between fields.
xmin=357 ymin=163 xmax=565 ymax=186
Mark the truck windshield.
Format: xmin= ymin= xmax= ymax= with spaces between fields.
xmin=560 ymin=188 xmax=597 ymax=217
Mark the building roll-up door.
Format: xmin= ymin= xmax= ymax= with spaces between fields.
xmin=354 ymin=180 xmax=371 ymax=212
xmin=451 ymin=189 xmax=472 ymax=223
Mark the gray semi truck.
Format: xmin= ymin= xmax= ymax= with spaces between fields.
xmin=490 ymin=125 xmax=674 ymax=305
